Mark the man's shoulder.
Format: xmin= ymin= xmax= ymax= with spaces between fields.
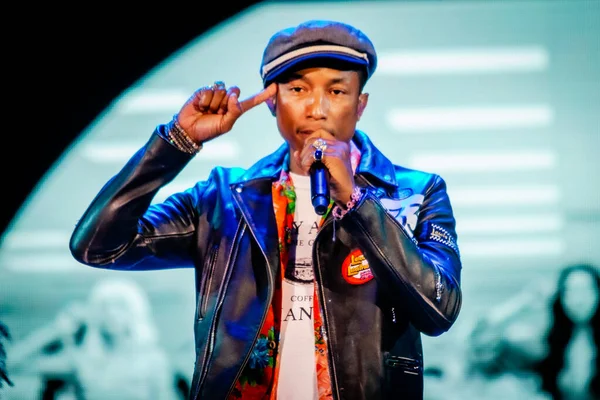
xmin=392 ymin=163 xmax=438 ymax=180
xmin=203 ymin=166 xmax=249 ymax=188
xmin=391 ymin=163 xmax=443 ymax=190
xmin=204 ymin=143 xmax=288 ymax=185
xmin=355 ymin=130 xmax=441 ymax=186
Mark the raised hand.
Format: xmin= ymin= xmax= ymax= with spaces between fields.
xmin=176 ymin=81 xmax=277 ymax=145
xmin=294 ymin=130 xmax=356 ymax=207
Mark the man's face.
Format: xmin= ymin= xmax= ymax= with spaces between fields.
xmin=271 ymin=66 xmax=368 ymax=153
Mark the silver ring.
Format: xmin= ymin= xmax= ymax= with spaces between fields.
xmin=312 ymin=138 xmax=328 ymax=152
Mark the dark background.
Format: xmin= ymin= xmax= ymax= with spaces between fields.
xmin=3 ymin=2 xmax=263 ymax=237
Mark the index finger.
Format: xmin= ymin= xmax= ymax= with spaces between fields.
xmin=239 ymin=83 xmax=277 ymax=113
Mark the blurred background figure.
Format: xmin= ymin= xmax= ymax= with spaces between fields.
xmin=466 ymin=263 xmax=600 ymax=399
xmin=4 ymin=278 xmax=187 ymax=400
xmin=1 ymin=319 xmax=13 ymax=389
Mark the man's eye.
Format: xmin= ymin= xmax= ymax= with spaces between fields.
xmin=331 ymin=89 xmax=345 ymax=95
xmin=291 ymin=87 xmax=303 ymax=92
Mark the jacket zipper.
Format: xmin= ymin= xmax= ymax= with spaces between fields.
xmin=193 ymin=221 xmax=245 ymax=400
xmin=197 ymin=243 xmax=219 ymax=320
xmin=224 ymin=221 xmax=276 ymax=399
xmin=312 ymin=217 xmax=340 ymax=399
xmin=385 ymin=355 xmax=422 ymax=375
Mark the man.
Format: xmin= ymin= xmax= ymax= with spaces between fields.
xmin=70 ymin=19 xmax=462 ymax=400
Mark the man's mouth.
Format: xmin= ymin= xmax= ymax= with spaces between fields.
xmin=298 ymin=129 xmax=331 ymax=136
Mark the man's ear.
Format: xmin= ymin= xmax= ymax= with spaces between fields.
xmin=357 ymin=93 xmax=369 ymax=120
xmin=266 ymin=97 xmax=277 ymax=117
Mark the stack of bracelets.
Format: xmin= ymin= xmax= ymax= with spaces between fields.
xmin=167 ymin=115 xmax=202 ymax=154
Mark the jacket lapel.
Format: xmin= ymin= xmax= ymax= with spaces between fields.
xmin=231 ymin=177 xmax=280 ymax=282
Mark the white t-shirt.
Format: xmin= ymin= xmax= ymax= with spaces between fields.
xmin=276 ymin=172 xmax=322 ymax=400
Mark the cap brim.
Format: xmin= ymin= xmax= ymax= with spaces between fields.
xmin=263 ymin=53 xmax=368 ymax=85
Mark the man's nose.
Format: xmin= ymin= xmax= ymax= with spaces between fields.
xmin=306 ymin=91 xmax=328 ymax=119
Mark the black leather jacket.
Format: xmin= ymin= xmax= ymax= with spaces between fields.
xmin=70 ymin=126 xmax=462 ymax=400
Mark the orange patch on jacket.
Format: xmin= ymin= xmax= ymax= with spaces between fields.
xmin=342 ymin=249 xmax=374 ymax=285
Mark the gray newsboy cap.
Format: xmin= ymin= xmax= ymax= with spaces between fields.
xmin=260 ymin=20 xmax=377 ymax=87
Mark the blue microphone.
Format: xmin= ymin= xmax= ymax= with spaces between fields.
xmin=310 ymin=148 xmax=330 ymax=215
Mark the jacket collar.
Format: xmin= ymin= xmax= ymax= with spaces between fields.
xmin=231 ymin=130 xmax=399 ymax=189
xmin=352 ymin=130 xmax=399 ymax=189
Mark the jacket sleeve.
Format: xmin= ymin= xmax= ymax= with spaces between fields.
xmin=69 ymin=126 xmax=209 ymax=271
xmin=341 ymin=175 xmax=462 ymax=336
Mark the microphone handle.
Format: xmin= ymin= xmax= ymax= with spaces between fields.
xmin=310 ymin=161 xmax=330 ymax=215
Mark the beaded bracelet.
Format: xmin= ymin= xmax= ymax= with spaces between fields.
xmin=332 ymin=186 xmax=364 ymax=220
xmin=167 ymin=115 xmax=203 ymax=155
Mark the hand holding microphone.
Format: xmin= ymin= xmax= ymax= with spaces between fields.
xmin=294 ymin=131 xmax=357 ymax=214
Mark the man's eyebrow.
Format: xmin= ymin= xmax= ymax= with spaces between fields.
xmin=284 ymin=73 xmax=305 ymax=82
xmin=329 ymin=77 xmax=350 ymax=85
xmin=284 ymin=75 xmax=351 ymax=85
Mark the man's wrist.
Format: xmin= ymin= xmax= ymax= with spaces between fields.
xmin=332 ymin=186 xmax=363 ymax=220
xmin=166 ymin=115 xmax=203 ymax=154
